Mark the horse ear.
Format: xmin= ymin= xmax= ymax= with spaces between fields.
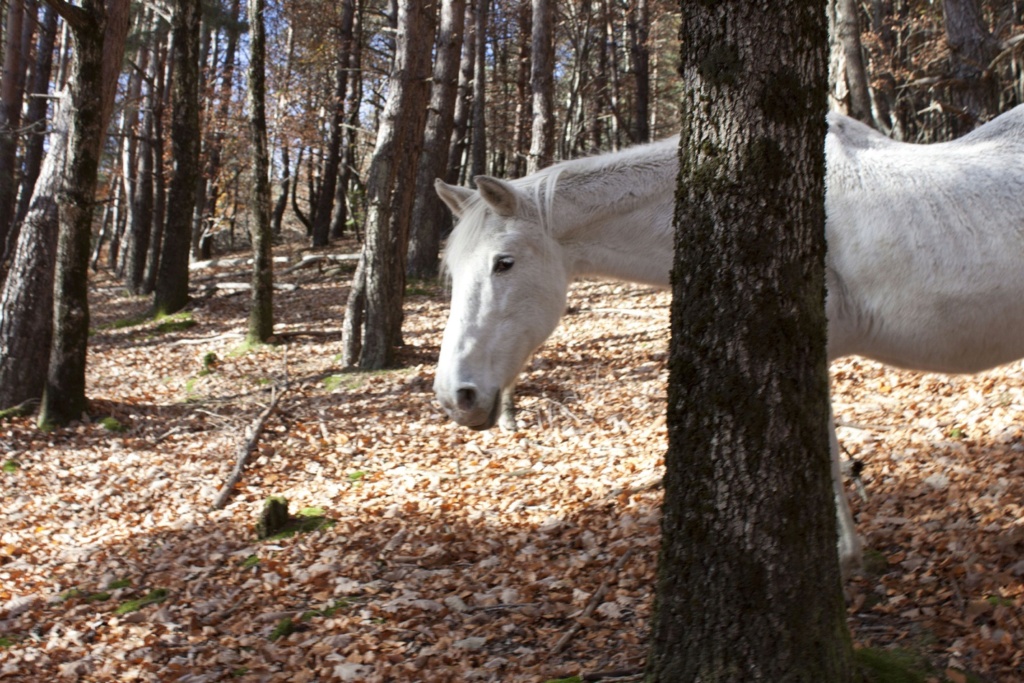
xmin=474 ymin=176 xmax=520 ymax=217
xmin=434 ymin=179 xmax=475 ymax=218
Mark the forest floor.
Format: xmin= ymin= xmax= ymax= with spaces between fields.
xmin=2 ymin=237 xmax=1023 ymax=683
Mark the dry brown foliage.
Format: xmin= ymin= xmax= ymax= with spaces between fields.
xmin=1 ymin=241 xmax=1022 ymax=681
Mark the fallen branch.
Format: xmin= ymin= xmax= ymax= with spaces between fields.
xmin=212 ymin=384 xmax=288 ymax=510
xmin=281 ymin=253 xmax=361 ymax=275
xmin=553 ymin=547 xmax=635 ymax=653
xmin=201 ymin=282 xmax=299 ymax=294
xmin=190 ymin=255 xmax=290 ymax=271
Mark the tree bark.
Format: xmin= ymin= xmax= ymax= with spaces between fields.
xmin=406 ymin=0 xmax=466 ymax=279
xmin=342 ymin=0 xmax=436 ymax=369
xmin=0 ymin=0 xmax=27 ymax=248
xmin=470 ymin=0 xmax=489 ymax=180
xmin=628 ymin=0 xmax=650 ymax=142
xmin=646 ymin=1 xmax=853 ymax=680
xmin=39 ymin=0 xmax=132 ymax=426
xmin=942 ymin=0 xmax=999 ymax=133
xmin=446 ymin=0 xmax=476 ymax=185
xmin=829 ymin=0 xmax=874 ymax=124
xmin=246 ymin=0 xmax=274 ymax=343
xmin=4 ymin=3 xmax=56 ymax=281
xmin=196 ymin=0 xmax=242 ymax=259
xmin=154 ymin=0 xmax=202 ymax=316
xmin=311 ymin=0 xmax=356 ymax=248
xmin=527 ymin=0 xmax=554 ymax=173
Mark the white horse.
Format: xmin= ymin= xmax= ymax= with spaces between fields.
xmin=432 ymin=105 xmax=1024 ymax=573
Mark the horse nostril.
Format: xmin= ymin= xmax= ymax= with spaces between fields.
xmin=456 ymin=386 xmax=476 ymax=411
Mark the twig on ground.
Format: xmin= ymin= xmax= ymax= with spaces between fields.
xmin=212 ymin=384 xmax=288 ymax=510
xmin=553 ymin=547 xmax=635 ymax=653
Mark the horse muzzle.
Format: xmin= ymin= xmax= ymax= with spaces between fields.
xmin=436 ymin=383 xmax=502 ymax=430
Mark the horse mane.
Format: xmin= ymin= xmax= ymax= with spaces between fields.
xmin=442 ymin=137 xmax=680 ymax=276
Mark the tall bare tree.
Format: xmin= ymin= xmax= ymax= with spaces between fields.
xmin=470 ymin=0 xmax=489 ymax=180
xmin=829 ymin=0 xmax=874 ymax=124
xmin=942 ymin=0 xmax=999 ymax=133
xmin=154 ymin=0 xmax=203 ymax=316
xmin=0 ymin=0 xmax=129 ymax=413
xmin=311 ymin=0 xmax=357 ymax=248
xmin=646 ymin=0 xmax=853 ymax=679
xmin=0 ymin=0 xmax=27 ymax=249
xmin=527 ymin=0 xmax=554 ymax=172
xmin=246 ymin=0 xmax=274 ymax=342
xmin=406 ymin=0 xmax=467 ymax=279
xmin=342 ymin=0 xmax=437 ymax=369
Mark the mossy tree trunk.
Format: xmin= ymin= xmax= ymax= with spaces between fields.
xmin=646 ymin=2 xmax=854 ymax=681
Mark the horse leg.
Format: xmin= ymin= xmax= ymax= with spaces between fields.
xmin=830 ymin=403 xmax=862 ymax=578
xmin=498 ymin=384 xmax=518 ymax=432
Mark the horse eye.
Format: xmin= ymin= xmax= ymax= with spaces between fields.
xmin=493 ymin=256 xmax=515 ymax=274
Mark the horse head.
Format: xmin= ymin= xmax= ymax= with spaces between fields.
xmin=432 ymin=175 xmax=570 ymax=429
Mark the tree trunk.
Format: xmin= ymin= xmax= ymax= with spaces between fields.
xmin=342 ymin=0 xmax=436 ymax=369
xmin=406 ymin=0 xmax=466 ymax=279
xmin=628 ymin=0 xmax=650 ymax=142
xmin=196 ymin=0 xmax=241 ymax=259
xmin=123 ymin=15 xmax=156 ymax=294
xmin=527 ymin=0 xmax=554 ymax=173
xmin=144 ymin=36 xmax=172 ymax=294
xmin=829 ymin=0 xmax=874 ymax=125
xmin=311 ymin=1 xmax=356 ymax=248
xmin=333 ymin=3 xmax=364 ymax=240
xmin=246 ymin=0 xmax=274 ymax=343
xmin=646 ymin=1 xmax=853 ymax=680
xmin=13 ymin=3 xmax=58 ymax=228
xmin=0 ymin=0 xmax=27 ymax=248
xmin=512 ymin=0 xmax=532 ymax=176
xmin=270 ymin=25 xmax=294 ymax=237
xmin=446 ymin=0 xmax=476 ymax=185
xmin=942 ymin=0 xmax=999 ymax=133
xmin=470 ymin=0 xmax=489 ymax=180
xmin=154 ymin=0 xmax=202 ymax=316
xmin=39 ymin=0 xmax=132 ymax=426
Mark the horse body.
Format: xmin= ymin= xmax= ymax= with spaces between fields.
xmin=433 ymin=104 xmax=1024 ymax=571
xmin=824 ymin=111 xmax=1024 ymax=373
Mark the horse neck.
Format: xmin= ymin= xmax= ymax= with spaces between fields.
xmin=548 ymin=146 xmax=678 ymax=288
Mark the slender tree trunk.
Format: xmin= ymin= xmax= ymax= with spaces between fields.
xmin=511 ymin=0 xmax=531 ymax=176
xmin=246 ymin=0 xmax=273 ymax=342
xmin=311 ymin=0 xmax=356 ymax=248
xmin=0 ymin=0 xmax=27 ymax=247
xmin=270 ymin=25 xmax=295 ymax=237
xmin=470 ymin=0 xmax=489 ymax=180
xmin=334 ymin=3 xmax=364 ymax=239
xmin=144 ymin=36 xmax=171 ymax=294
xmin=628 ymin=0 xmax=650 ymax=142
xmin=342 ymin=0 xmax=436 ymax=369
xmin=942 ymin=0 xmax=999 ymax=133
xmin=527 ymin=0 xmax=554 ymax=173
xmin=446 ymin=0 xmax=476 ymax=185
xmin=154 ymin=0 xmax=202 ymax=315
xmin=123 ymin=17 xmax=155 ymax=293
xmin=14 ymin=3 xmax=58 ymax=228
xmin=646 ymin=0 xmax=853 ymax=680
xmin=829 ymin=0 xmax=874 ymax=124
xmin=39 ymin=0 xmax=131 ymax=426
xmin=407 ymin=0 xmax=466 ymax=279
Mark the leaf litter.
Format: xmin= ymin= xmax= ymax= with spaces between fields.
xmin=1 ymin=242 xmax=1022 ymax=681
